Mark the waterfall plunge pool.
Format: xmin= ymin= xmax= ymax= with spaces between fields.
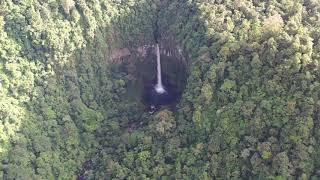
xmin=116 ymin=43 xmax=187 ymax=113
xmin=142 ymin=43 xmax=184 ymax=113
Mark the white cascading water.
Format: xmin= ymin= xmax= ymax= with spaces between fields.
xmin=154 ymin=43 xmax=166 ymax=94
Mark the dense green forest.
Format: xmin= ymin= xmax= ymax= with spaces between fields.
xmin=1 ymin=0 xmax=320 ymax=179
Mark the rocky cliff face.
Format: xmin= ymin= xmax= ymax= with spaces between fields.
xmin=108 ymin=42 xmax=185 ymax=64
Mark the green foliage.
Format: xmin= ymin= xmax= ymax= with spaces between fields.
xmin=149 ymin=110 xmax=176 ymax=137
xmin=1 ymin=0 xmax=320 ymax=179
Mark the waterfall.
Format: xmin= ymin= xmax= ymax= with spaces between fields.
xmin=154 ymin=43 xmax=166 ymax=94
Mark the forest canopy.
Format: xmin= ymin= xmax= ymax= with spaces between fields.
xmin=0 ymin=0 xmax=320 ymax=179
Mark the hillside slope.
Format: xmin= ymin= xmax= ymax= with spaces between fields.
xmin=1 ymin=0 xmax=320 ymax=179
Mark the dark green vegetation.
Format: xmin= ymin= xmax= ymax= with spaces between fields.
xmin=1 ymin=0 xmax=320 ymax=179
